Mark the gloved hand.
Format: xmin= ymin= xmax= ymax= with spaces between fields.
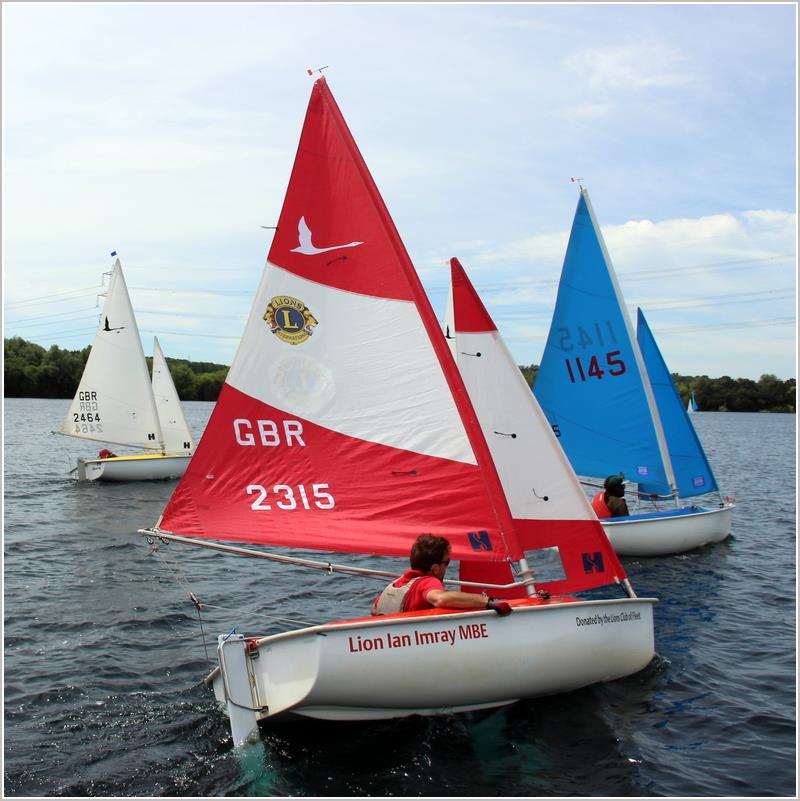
xmin=487 ymin=600 xmax=512 ymax=616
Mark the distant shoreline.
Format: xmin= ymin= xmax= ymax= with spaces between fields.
xmin=4 ymin=337 xmax=796 ymax=413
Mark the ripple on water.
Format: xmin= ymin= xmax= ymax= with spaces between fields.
xmin=3 ymin=403 xmax=796 ymax=796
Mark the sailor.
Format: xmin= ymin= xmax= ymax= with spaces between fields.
xmin=98 ymin=449 xmax=117 ymax=459
xmin=371 ymin=534 xmax=512 ymax=616
xmin=591 ymin=474 xmax=630 ymax=518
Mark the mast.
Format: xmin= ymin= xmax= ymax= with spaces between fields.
xmin=581 ymin=189 xmax=679 ymax=503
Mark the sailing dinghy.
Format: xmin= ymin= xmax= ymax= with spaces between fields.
xmin=687 ymin=391 xmax=699 ymax=414
xmin=62 ymin=259 xmax=195 ymax=481
xmin=140 ymin=78 xmax=655 ymax=746
xmin=534 ymin=188 xmax=733 ymax=556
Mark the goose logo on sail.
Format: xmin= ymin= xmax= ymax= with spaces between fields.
xmin=103 ymin=317 xmax=124 ymax=332
xmin=291 ymin=216 xmax=364 ymax=255
xmin=264 ymin=296 xmax=318 ymax=345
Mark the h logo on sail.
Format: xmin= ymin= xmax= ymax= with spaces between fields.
xmin=582 ymin=551 xmax=604 ymax=573
xmin=468 ymin=531 xmax=493 ymax=551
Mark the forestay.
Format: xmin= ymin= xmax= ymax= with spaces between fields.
xmin=158 ymin=78 xmax=520 ymax=563
xmin=151 ymin=337 xmax=195 ymax=455
xmin=61 ymin=260 xmax=163 ymax=450
xmin=534 ymin=189 xmax=674 ymax=496
xmin=636 ymin=309 xmax=719 ymax=497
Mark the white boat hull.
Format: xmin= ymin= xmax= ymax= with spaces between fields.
xmin=602 ymin=503 xmax=734 ymax=557
xmin=209 ymin=596 xmax=656 ymax=744
xmin=70 ymin=454 xmax=191 ymax=482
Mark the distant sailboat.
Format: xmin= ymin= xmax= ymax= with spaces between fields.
xmin=534 ymin=188 xmax=733 ymax=556
xmin=687 ymin=391 xmax=699 ymax=414
xmin=139 ymin=78 xmax=656 ymax=747
xmin=62 ymin=259 xmax=194 ymax=481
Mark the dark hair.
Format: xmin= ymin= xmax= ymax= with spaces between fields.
xmin=410 ymin=534 xmax=450 ymax=573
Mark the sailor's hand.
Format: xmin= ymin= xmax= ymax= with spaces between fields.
xmin=486 ymin=600 xmax=512 ymax=616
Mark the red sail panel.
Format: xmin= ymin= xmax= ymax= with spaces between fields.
xmin=160 ymin=386 xmax=511 ymax=559
xmin=451 ymin=257 xmax=496 ymax=333
xmin=459 ymin=560 xmax=524 ymax=600
xmin=514 ymin=519 xmax=627 ymax=595
xmin=269 ymin=79 xmax=416 ymax=301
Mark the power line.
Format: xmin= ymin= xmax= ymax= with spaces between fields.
xmin=6 ymin=254 xmax=793 ymax=307
xmin=504 ymin=317 xmax=796 ymax=342
xmin=4 ymin=287 xmax=103 ymax=310
xmin=4 ymin=307 xmax=99 ymax=325
xmin=494 ymin=288 xmax=795 ymax=321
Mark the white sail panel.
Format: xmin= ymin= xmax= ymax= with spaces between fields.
xmin=455 ymin=330 xmax=596 ymax=521
xmin=226 ymin=264 xmax=478 ymax=466
xmin=61 ymin=260 xmax=163 ymax=450
xmin=151 ymin=337 xmax=195 ymax=456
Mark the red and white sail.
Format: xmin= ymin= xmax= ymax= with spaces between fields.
xmin=449 ymin=258 xmax=627 ymax=594
xmin=159 ymin=79 xmax=518 ymax=563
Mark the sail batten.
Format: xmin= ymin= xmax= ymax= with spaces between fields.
xmin=158 ymin=78 xmax=521 ymax=562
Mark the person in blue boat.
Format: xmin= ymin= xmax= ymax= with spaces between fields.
xmin=592 ymin=474 xmax=630 ymax=519
xmin=371 ymin=534 xmax=512 ymax=616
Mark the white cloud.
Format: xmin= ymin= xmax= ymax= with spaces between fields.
xmin=2 ymin=3 xmax=795 ymax=378
xmin=565 ymin=39 xmax=695 ymax=91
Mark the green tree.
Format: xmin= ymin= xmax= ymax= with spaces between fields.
xmin=169 ymin=363 xmax=199 ymax=400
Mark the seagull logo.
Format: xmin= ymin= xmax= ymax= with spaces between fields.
xmin=291 ymin=216 xmax=364 ymax=255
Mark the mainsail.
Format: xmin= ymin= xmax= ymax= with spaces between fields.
xmin=636 ymin=309 xmax=718 ymax=497
xmin=158 ymin=78 xmax=520 ymax=562
xmin=151 ymin=337 xmax=195 ymax=456
xmin=450 ymin=258 xmax=626 ymax=595
xmin=61 ymin=260 xmax=163 ymax=450
xmin=534 ymin=189 xmax=676 ymax=497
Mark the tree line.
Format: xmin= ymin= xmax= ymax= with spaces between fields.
xmin=519 ymin=365 xmax=795 ymax=413
xmin=4 ymin=337 xmax=228 ymax=402
xmin=4 ymin=337 xmax=796 ymax=413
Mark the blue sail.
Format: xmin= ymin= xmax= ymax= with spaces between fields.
xmin=534 ymin=190 xmax=670 ymax=494
xmin=636 ymin=309 xmax=719 ymax=497
xmin=691 ymin=392 xmax=699 ymax=412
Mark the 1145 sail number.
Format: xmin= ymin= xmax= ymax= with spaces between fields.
xmin=564 ymin=350 xmax=626 ymax=383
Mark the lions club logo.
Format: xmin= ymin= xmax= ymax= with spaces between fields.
xmin=264 ymin=296 xmax=318 ymax=345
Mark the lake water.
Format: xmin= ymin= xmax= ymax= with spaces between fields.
xmin=3 ymin=399 xmax=796 ymax=796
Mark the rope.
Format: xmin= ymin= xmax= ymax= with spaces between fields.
xmin=149 ymin=542 xmax=216 ymax=663
xmin=148 ymin=539 xmax=326 ymax=635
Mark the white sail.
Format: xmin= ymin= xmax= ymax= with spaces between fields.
xmin=151 ymin=337 xmax=194 ymax=456
xmin=450 ymin=259 xmax=596 ymax=523
xmin=61 ymin=259 xmax=164 ymax=451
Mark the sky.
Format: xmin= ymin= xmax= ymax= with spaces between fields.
xmin=2 ymin=2 xmax=797 ymax=380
